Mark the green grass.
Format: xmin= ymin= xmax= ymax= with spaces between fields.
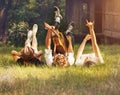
xmin=0 ymin=45 xmax=120 ymax=95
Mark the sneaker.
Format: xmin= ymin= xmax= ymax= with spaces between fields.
xmin=65 ymin=21 xmax=74 ymax=36
xmin=32 ymin=24 xmax=38 ymax=36
xmin=68 ymin=21 xmax=74 ymax=27
xmin=54 ymin=6 xmax=59 ymax=12
xmin=54 ymin=6 xmax=63 ymax=23
xmin=65 ymin=22 xmax=75 ymax=48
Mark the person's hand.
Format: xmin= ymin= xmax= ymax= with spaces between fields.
xmin=86 ymin=19 xmax=94 ymax=29
xmin=84 ymin=34 xmax=92 ymax=42
xmin=11 ymin=50 xmax=22 ymax=56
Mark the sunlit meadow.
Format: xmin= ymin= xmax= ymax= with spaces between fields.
xmin=0 ymin=45 xmax=120 ymax=95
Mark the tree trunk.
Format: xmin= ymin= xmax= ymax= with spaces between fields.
xmin=0 ymin=0 xmax=12 ymax=43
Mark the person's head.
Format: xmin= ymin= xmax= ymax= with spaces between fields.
xmin=84 ymin=61 xmax=96 ymax=67
xmin=52 ymin=54 xmax=69 ymax=67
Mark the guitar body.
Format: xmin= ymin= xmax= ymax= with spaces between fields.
xmin=52 ymin=30 xmax=67 ymax=54
xmin=44 ymin=23 xmax=67 ymax=54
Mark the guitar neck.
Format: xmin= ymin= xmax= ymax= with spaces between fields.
xmin=44 ymin=22 xmax=60 ymax=38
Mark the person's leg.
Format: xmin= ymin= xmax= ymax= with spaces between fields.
xmin=45 ymin=29 xmax=52 ymax=50
xmin=29 ymin=24 xmax=44 ymax=62
xmin=54 ymin=6 xmax=62 ymax=29
xmin=22 ymin=28 xmax=33 ymax=55
xmin=44 ymin=29 xmax=53 ymax=66
xmin=25 ymin=30 xmax=33 ymax=47
xmin=86 ymin=20 xmax=104 ymax=63
xmin=66 ymin=35 xmax=75 ymax=65
xmin=65 ymin=21 xmax=75 ymax=49
xmin=31 ymin=24 xmax=38 ymax=53
xmin=66 ymin=35 xmax=73 ymax=53
xmin=65 ymin=22 xmax=74 ymax=35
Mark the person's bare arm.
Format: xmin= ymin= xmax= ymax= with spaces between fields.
xmin=76 ymin=34 xmax=91 ymax=59
xmin=86 ymin=20 xmax=104 ymax=63
xmin=11 ymin=50 xmax=22 ymax=56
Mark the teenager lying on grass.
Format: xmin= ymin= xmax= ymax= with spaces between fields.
xmin=44 ymin=6 xmax=75 ymax=67
xmin=44 ymin=20 xmax=104 ymax=67
xmin=45 ymin=6 xmax=104 ymax=67
xmin=11 ymin=24 xmax=44 ymax=66
xmin=75 ymin=20 xmax=104 ymax=66
xmin=44 ymin=22 xmax=75 ymax=67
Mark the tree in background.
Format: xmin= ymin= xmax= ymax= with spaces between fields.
xmin=0 ymin=0 xmax=12 ymax=44
xmin=0 ymin=0 xmax=66 ymax=46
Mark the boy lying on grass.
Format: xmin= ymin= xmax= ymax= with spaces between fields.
xmin=11 ymin=24 xmax=44 ymax=66
xmin=44 ymin=6 xmax=75 ymax=67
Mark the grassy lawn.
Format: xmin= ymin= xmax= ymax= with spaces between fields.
xmin=0 ymin=45 xmax=120 ymax=95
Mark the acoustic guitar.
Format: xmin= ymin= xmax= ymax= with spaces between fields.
xmin=44 ymin=22 xmax=67 ymax=55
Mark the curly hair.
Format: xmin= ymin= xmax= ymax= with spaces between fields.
xmin=52 ymin=54 xmax=69 ymax=67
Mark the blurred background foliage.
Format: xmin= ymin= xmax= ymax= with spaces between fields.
xmin=1 ymin=0 xmax=66 ymax=46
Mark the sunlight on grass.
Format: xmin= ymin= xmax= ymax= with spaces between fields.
xmin=0 ymin=45 xmax=120 ymax=95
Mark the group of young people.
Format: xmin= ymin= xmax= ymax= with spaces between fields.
xmin=11 ymin=6 xmax=104 ymax=67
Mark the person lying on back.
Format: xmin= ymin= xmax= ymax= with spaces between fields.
xmin=11 ymin=24 xmax=44 ymax=66
xmin=44 ymin=22 xmax=75 ymax=67
xmin=44 ymin=6 xmax=75 ymax=67
xmin=75 ymin=20 xmax=104 ymax=66
xmin=44 ymin=20 xmax=104 ymax=67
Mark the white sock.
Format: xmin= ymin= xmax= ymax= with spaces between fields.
xmin=32 ymin=24 xmax=38 ymax=36
xmin=27 ymin=30 xmax=33 ymax=42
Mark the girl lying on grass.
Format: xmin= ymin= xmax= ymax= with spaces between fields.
xmin=44 ymin=6 xmax=75 ymax=67
xmin=44 ymin=22 xmax=75 ymax=67
xmin=44 ymin=20 xmax=104 ymax=67
xmin=75 ymin=20 xmax=104 ymax=66
xmin=11 ymin=24 xmax=44 ymax=66
xmin=11 ymin=6 xmax=104 ymax=67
